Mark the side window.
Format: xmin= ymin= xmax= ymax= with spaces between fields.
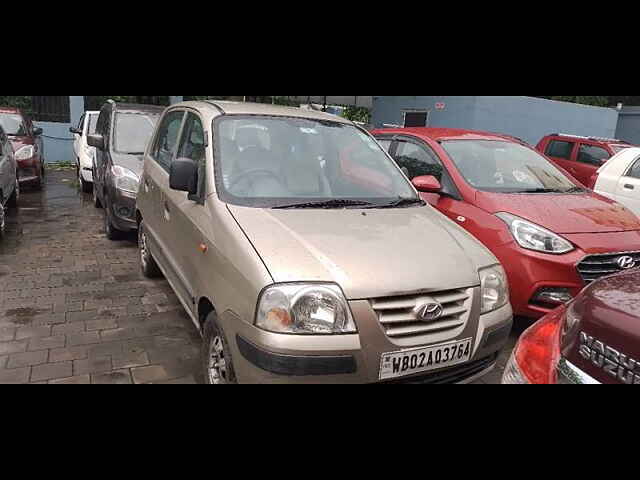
xmin=626 ymin=158 xmax=640 ymax=179
xmin=377 ymin=139 xmax=392 ymax=152
xmin=578 ymin=144 xmax=610 ymax=166
xmin=393 ymin=140 xmax=443 ymax=180
xmin=545 ymin=140 xmax=574 ymax=160
xmin=152 ymin=111 xmax=185 ymax=172
xmin=78 ymin=114 xmax=85 ymax=131
xmin=176 ymin=113 xmax=206 ymax=196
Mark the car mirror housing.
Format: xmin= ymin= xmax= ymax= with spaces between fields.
xmin=33 ymin=127 xmax=43 ymax=136
xmin=170 ymin=157 xmax=198 ymax=196
xmin=69 ymin=127 xmax=81 ymax=135
xmin=412 ymin=175 xmax=442 ymax=193
xmin=87 ymin=134 xmax=105 ymax=150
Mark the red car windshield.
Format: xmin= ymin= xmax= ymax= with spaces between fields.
xmin=442 ymin=140 xmax=580 ymax=193
xmin=0 ymin=113 xmax=27 ymax=136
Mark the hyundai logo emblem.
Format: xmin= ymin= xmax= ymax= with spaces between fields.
xmin=617 ymin=256 xmax=637 ymax=270
xmin=418 ymin=303 xmax=444 ymax=322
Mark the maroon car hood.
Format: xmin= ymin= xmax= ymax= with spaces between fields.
xmin=475 ymin=191 xmax=640 ymax=234
xmin=8 ymin=135 xmax=34 ymax=150
xmin=562 ymin=271 xmax=640 ymax=384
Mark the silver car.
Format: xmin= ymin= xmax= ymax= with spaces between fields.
xmin=135 ymin=101 xmax=513 ymax=384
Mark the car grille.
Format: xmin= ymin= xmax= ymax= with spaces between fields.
xmin=577 ymin=251 xmax=640 ymax=283
xmin=370 ymin=288 xmax=472 ymax=341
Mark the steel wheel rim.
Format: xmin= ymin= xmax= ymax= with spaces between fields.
xmin=208 ymin=335 xmax=228 ymax=384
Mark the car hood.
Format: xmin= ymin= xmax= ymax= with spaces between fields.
xmin=562 ymin=270 xmax=640 ymax=384
xmin=228 ymin=205 xmax=497 ymax=300
xmin=475 ymin=191 xmax=640 ymax=234
xmin=111 ymin=153 xmax=144 ymax=177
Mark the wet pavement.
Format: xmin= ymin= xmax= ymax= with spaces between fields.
xmin=0 ymin=168 xmax=522 ymax=384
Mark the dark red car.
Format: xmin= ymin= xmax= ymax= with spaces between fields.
xmin=503 ymin=269 xmax=640 ymax=384
xmin=0 ymin=108 xmax=45 ymax=189
xmin=372 ymin=127 xmax=640 ymax=319
xmin=536 ymin=133 xmax=634 ymax=188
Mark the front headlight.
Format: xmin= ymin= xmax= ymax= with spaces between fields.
xmin=479 ymin=265 xmax=509 ymax=314
xmin=256 ymin=283 xmax=357 ymax=335
xmin=15 ymin=145 xmax=34 ymax=161
xmin=496 ymin=212 xmax=574 ymax=254
xmin=111 ymin=165 xmax=140 ymax=194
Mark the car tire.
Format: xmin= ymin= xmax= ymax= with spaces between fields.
xmin=202 ymin=311 xmax=237 ymax=385
xmin=138 ymin=221 xmax=162 ymax=278
xmin=93 ymin=177 xmax=102 ymax=209
xmin=7 ymin=178 xmax=19 ymax=209
xmin=104 ymin=198 xmax=121 ymax=241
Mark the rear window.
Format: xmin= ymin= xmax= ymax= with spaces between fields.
xmin=612 ymin=144 xmax=631 ymax=153
xmin=545 ymin=139 xmax=574 ymax=160
xmin=577 ymin=144 xmax=610 ymax=166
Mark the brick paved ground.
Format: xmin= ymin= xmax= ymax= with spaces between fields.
xmin=0 ymin=168 xmax=525 ymax=384
xmin=0 ymin=169 xmax=202 ymax=384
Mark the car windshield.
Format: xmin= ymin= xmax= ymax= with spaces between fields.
xmin=214 ymin=115 xmax=419 ymax=208
xmin=0 ymin=113 xmax=26 ymax=136
xmin=442 ymin=140 xmax=580 ymax=193
xmin=114 ymin=112 xmax=159 ymax=154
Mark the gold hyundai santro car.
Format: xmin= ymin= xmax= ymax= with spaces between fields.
xmin=136 ymin=101 xmax=513 ymax=384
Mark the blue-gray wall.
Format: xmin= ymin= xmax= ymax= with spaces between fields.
xmin=372 ymin=96 xmax=620 ymax=145
xmin=616 ymin=107 xmax=640 ymax=145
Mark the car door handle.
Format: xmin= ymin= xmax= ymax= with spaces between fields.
xmin=624 ymin=184 xmax=635 ymax=190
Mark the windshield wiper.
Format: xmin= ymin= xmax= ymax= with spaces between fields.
xmin=366 ymin=197 xmax=426 ymax=209
xmin=563 ymin=186 xmax=586 ymax=193
xmin=273 ymin=199 xmax=376 ymax=210
xmin=515 ymin=188 xmax=566 ymax=194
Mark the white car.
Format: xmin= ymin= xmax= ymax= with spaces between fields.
xmin=593 ymin=147 xmax=640 ymax=217
xmin=70 ymin=111 xmax=99 ymax=193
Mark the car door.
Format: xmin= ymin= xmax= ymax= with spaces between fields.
xmin=0 ymin=132 xmax=9 ymax=202
xmin=141 ymin=109 xmax=189 ymax=303
xmin=544 ymin=138 xmax=577 ymax=177
xmin=575 ymin=142 xmax=610 ymax=186
xmin=161 ymin=111 xmax=209 ymax=316
xmin=613 ymin=155 xmax=640 ymax=216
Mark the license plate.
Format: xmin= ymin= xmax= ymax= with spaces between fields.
xmin=379 ymin=338 xmax=473 ymax=380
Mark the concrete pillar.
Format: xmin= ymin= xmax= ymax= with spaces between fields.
xmin=170 ymin=96 xmax=184 ymax=105
xmin=69 ymin=96 xmax=85 ymax=126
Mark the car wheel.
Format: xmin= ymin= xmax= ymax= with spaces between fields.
xmin=138 ymin=220 xmax=162 ymax=278
xmin=104 ymin=198 xmax=121 ymax=241
xmin=8 ymin=178 xmax=19 ymax=208
xmin=93 ymin=178 xmax=102 ymax=209
xmin=202 ymin=312 xmax=237 ymax=385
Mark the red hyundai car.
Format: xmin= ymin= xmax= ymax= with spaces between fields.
xmin=372 ymin=127 xmax=640 ymax=319
xmin=0 ymin=107 xmax=45 ymax=189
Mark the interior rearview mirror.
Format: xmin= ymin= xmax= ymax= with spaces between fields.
xmin=170 ymin=157 xmax=198 ymax=196
xmin=412 ymin=175 xmax=442 ymax=193
xmin=87 ymin=134 xmax=105 ymax=150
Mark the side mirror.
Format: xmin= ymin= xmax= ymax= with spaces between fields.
xmin=170 ymin=157 xmax=198 ymax=195
xmin=69 ymin=127 xmax=81 ymax=135
xmin=412 ymin=175 xmax=442 ymax=193
xmin=33 ymin=127 xmax=43 ymax=136
xmin=87 ymin=134 xmax=105 ymax=150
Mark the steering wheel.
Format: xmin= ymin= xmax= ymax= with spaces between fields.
xmin=229 ymin=169 xmax=285 ymax=193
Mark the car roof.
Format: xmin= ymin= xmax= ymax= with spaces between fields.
xmin=113 ymin=103 xmax=165 ymax=115
xmin=374 ymin=127 xmax=519 ymax=143
xmin=545 ymin=133 xmax=630 ymax=145
xmin=175 ymin=100 xmax=353 ymax=124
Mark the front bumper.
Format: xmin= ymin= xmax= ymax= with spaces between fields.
xmin=493 ymin=230 xmax=640 ymax=319
xmin=107 ymin=186 xmax=137 ymax=231
xmin=224 ymin=301 xmax=513 ymax=384
xmin=17 ymin=156 xmax=42 ymax=183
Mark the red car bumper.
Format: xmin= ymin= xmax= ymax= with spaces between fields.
xmin=494 ymin=230 xmax=640 ymax=319
xmin=17 ymin=155 xmax=42 ymax=183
